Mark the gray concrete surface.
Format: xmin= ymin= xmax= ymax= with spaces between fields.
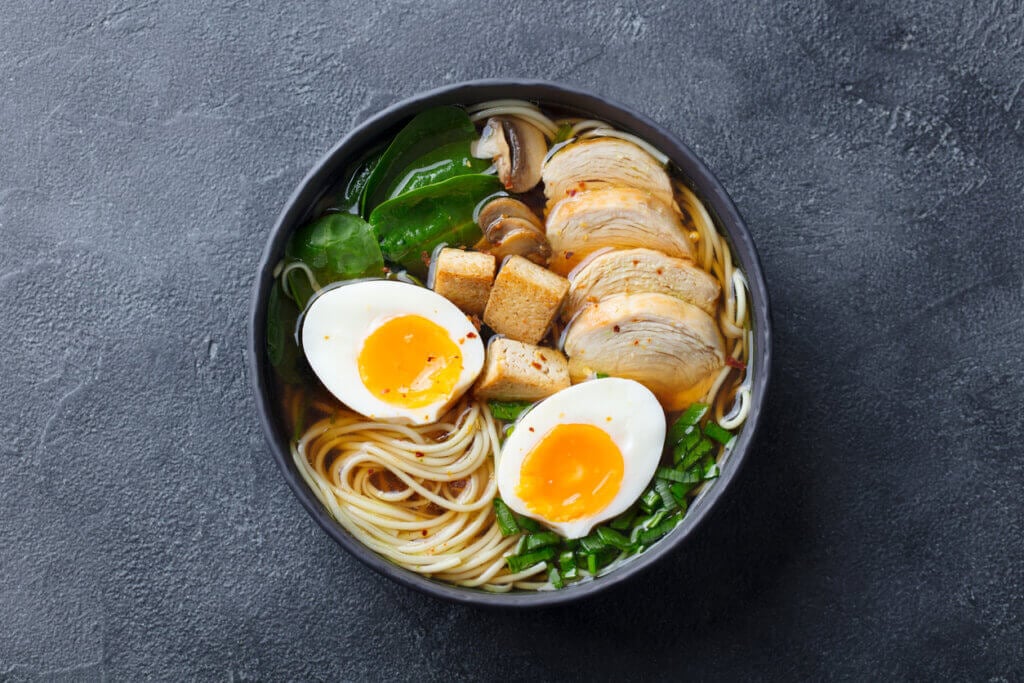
xmin=2 ymin=1 xmax=1023 ymax=680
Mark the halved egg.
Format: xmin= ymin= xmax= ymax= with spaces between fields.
xmin=300 ymin=280 xmax=485 ymax=425
xmin=496 ymin=378 xmax=665 ymax=538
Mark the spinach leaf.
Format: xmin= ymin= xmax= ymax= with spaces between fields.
xmin=339 ymin=146 xmax=384 ymax=213
xmin=360 ymin=106 xmax=481 ymax=215
xmin=266 ymin=278 xmax=304 ymax=384
xmin=369 ymin=174 xmax=502 ymax=277
xmin=284 ymin=213 xmax=384 ymax=308
xmin=384 ymin=139 xmax=491 ymax=200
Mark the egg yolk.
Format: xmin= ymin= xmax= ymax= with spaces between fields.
xmin=515 ymin=423 xmax=624 ymax=522
xmin=357 ymin=314 xmax=463 ymax=409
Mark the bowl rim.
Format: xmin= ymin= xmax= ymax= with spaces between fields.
xmin=247 ymin=78 xmax=773 ymax=608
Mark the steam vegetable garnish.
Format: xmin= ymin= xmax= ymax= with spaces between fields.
xmin=498 ymin=403 xmax=735 ymax=582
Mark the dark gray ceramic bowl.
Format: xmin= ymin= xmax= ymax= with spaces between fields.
xmin=248 ymin=79 xmax=772 ymax=607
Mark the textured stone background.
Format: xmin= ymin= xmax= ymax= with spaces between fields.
xmin=2 ymin=1 xmax=1023 ymax=680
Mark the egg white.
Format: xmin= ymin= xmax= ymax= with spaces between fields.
xmin=496 ymin=378 xmax=666 ymax=538
xmin=300 ymin=280 xmax=485 ymax=425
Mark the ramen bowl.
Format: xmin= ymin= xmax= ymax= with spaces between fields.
xmin=248 ymin=79 xmax=772 ymax=607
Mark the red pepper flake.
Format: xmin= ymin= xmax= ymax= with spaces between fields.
xmin=565 ymin=251 xmax=575 ymax=259
xmin=656 ymin=268 xmax=663 ymax=275
xmin=531 ymin=361 xmax=543 ymax=370
xmin=567 ymin=188 xmax=577 ymax=197
xmin=528 ymin=427 xmax=535 ymax=432
xmin=381 ymin=389 xmax=390 ymax=394
xmin=421 ymin=530 xmax=428 ymax=536
xmin=414 ymin=451 xmax=424 ymax=458
xmin=613 ymin=325 xmax=621 ymax=333
xmin=726 ymin=357 xmax=747 ymax=370
xmin=632 ymin=339 xmax=639 ymax=346
xmin=632 ymin=260 xmax=640 ymax=266
xmin=421 ymin=251 xmax=431 ymax=267
xmin=466 ymin=332 xmax=477 ymax=339
xmin=382 ymin=266 xmax=391 ymax=274
xmin=426 ymin=356 xmax=435 ymax=362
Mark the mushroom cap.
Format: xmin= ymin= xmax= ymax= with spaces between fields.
xmin=563 ymin=248 xmax=720 ymax=321
xmin=476 ymin=196 xmax=544 ymax=233
xmin=472 ymin=117 xmax=547 ymax=194
xmin=563 ymin=292 xmax=725 ymax=410
xmin=542 ymin=138 xmax=675 ymax=209
xmin=545 ymin=187 xmax=694 ymax=275
xmin=487 ymin=222 xmax=551 ymax=266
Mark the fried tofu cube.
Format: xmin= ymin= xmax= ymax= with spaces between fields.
xmin=483 ymin=255 xmax=569 ymax=344
xmin=431 ymin=248 xmax=496 ymax=316
xmin=474 ymin=338 xmax=570 ymax=401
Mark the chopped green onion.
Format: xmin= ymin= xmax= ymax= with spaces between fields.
xmin=586 ymin=553 xmax=598 ymax=575
xmin=596 ymin=526 xmax=633 ymax=551
xmin=548 ymin=565 xmax=564 ymax=589
xmin=678 ymin=438 xmax=714 ymax=470
xmin=558 ymin=551 xmax=577 ymax=579
xmin=505 ymin=546 xmax=556 ymax=573
xmin=609 ymin=506 xmax=638 ymax=531
xmin=704 ymin=422 xmax=734 ymax=446
xmin=639 ymin=488 xmax=662 ymax=513
xmin=629 ymin=510 xmax=669 ymax=544
xmin=656 ymin=466 xmax=702 ymax=485
xmin=595 ymin=371 xmax=610 ymax=379
xmin=562 ymin=538 xmax=579 ymax=551
xmin=595 ymin=547 xmax=620 ymax=569
xmin=492 ymin=499 xmax=519 ymax=536
xmin=488 ymin=400 xmax=534 ymax=421
xmin=667 ymin=403 xmax=709 ymax=443
xmin=514 ymin=514 xmax=541 ymax=532
xmin=524 ymin=531 xmax=560 ymax=550
xmin=578 ymin=532 xmax=607 ymax=554
xmin=672 ymin=426 xmax=701 ymax=463
xmin=669 ymin=482 xmax=692 ymax=508
xmin=703 ymin=462 xmax=721 ymax=480
xmin=513 ymin=535 xmax=529 ymax=555
xmin=637 ymin=512 xmax=682 ymax=546
xmin=654 ymin=478 xmax=679 ymax=510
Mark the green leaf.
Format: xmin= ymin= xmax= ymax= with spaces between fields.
xmin=370 ymin=174 xmax=502 ymax=277
xmin=487 ymin=400 xmax=534 ymax=421
xmin=361 ymin=106 xmax=482 ymax=215
xmin=284 ymin=213 xmax=384 ymax=308
xmin=384 ymin=139 xmax=491 ymax=199
xmin=266 ymin=279 xmax=304 ymax=384
xmin=339 ymin=146 xmax=384 ymax=213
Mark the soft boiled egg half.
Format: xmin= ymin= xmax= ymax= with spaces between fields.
xmin=496 ymin=378 xmax=665 ymax=538
xmin=300 ymin=280 xmax=485 ymax=425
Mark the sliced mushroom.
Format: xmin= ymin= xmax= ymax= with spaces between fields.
xmin=545 ymin=187 xmax=694 ymax=275
xmin=487 ymin=224 xmax=551 ymax=266
xmin=562 ymin=248 xmax=720 ymax=322
xmin=472 ymin=117 xmax=547 ymax=193
xmin=476 ymin=196 xmax=544 ymax=233
xmin=541 ymin=138 xmax=675 ymax=209
xmin=484 ymin=216 xmax=542 ymax=243
xmin=563 ymin=292 xmax=725 ymax=410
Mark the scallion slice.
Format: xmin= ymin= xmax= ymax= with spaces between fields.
xmin=586 ymin=553 xmax=598 ymax=575
xmin=524 ymin=531 xmax=560 ymax=550
xmin=514 ymin=514 xmax=542 ymax=533
xmin=639 ymin=488 xmax=662 ymax=513
xmin=505 ymin=546 xmax=556 ymax=573
xmin=596 ymin=526 xmax=633 ymax=551
xmin=548 ymin=565 xmax=564 ymax=589
xmin=704 ymin=422 xmax=735 ymax=446
xmin=609 ymin=507 xmax=638 ymax=531
xmin=578 ymin=532 xmax=607 ymax=554
xmin=656 ymin=466 xmax=702 ymax=485
xmin=654 ymin=478 xmax=679 ymax=511
xmin=637 ymin=512 xmax=682 ymax=546
xmin=667 ymin=403 xmax=709 ymax=443
xmin=492 ymin=499 xmax=519 ymax=537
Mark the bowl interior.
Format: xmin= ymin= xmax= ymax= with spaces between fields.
xmin=248 ymin=79 xmax=772 ymax=607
